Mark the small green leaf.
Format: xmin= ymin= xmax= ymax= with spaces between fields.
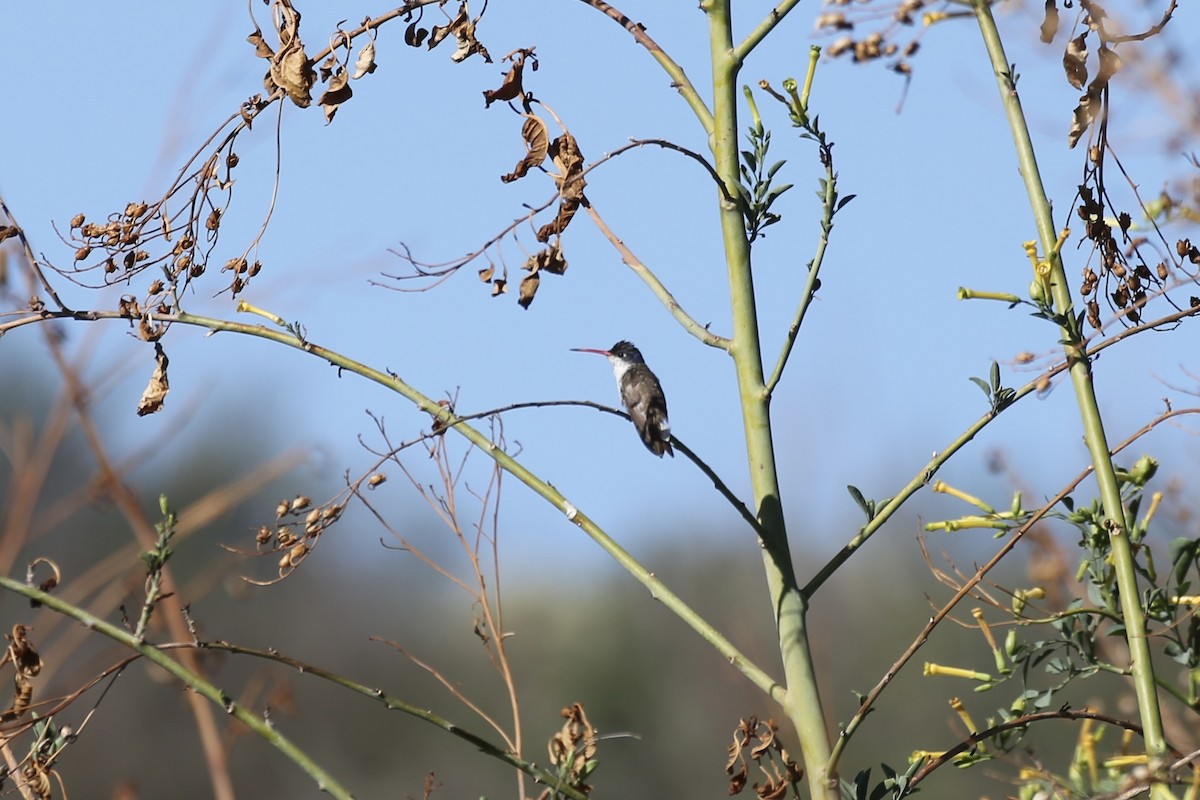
xmin=969 ymin=376 xmax=992 ymax=398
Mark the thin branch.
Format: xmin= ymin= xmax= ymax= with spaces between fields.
xmin=0 ymin=196 xmax=70 ymax=311
xmin=585 ymin=203 xmax=730 ymax=349
xmin=624 ymin=138 xmax=735 ymax=203
xmin=171 ymin=639 xmax=591 ymax=800
xmin=380 ymin=136 xmax=733 ymax=289
xmin=573 ymin=0 xmax=713 ymax=134
xmin=908 ymin=707 xmax=1176 ymax=789
xmin=733 ymin=0 xmax=809 ymax=65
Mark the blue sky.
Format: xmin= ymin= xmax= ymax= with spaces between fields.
xmin=3 ymin=1 xmax=1197 ymax=572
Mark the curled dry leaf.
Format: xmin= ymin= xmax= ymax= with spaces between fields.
xmin=7 ymin=624 xmax=42 ymax=678
xmin=501 ymin=115 xmax=549 ymax=183
xmin=548 ymin=703 xmax=597 ymax=778
xmin=429 ymin=2 xmax=491 ymax=63
xmin=484 ymin=60 xmax=525 ymax=108
xmin=551 ymin=132 xmax=586 ymax=201
xmin=319 ymin=66 xmax=353 ymax=124
xmin=1096 ymin=44 xmax=1123 ymax=82
xmin=1063 ymin=33 xmax=1088 ymax=90
xmin=247 ymin=27 xmax=275 ymax=58
xmin=491 ymin=277 xmax=507 ymax=296
xmin=1068 ymin=86 xmax=1101 ymax=149
xmin=268 ymin=0 xmax=314 ymax=107
xmin=524 ymin=242 xmax=567 ymax=275
xmin=517 ymin=272 xmax=540 ymax=309
xmin=1039 ymin=0 xmax=1059 ymax=43
xmin=536 ymin=133 xmax=587 ymax=242
xmin=28 ymin=557 xmax=62 ymax=600
xmin=478 ymin=265 xmax=495 ymax=282
xmin=136 ymin=343 xmax=170 ymax=417
xmin=404 ymin=21 xmax=429 ymax=47
xmin=352 ymin=41 xmax=377 ymax=78
xmin=537 ymin=131 xmax=588 ymax=242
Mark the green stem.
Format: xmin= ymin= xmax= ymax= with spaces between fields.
xmin=733 ymin=0 xmax=809 ymax=65
xmin=0 ymin=577 xmax=355 ymax=800
xmin=578 ymin=0 xmax=713 ymax=134
xmin=705 ymin=2 xmax=837 ymax=797
xmin=972 ymin=0 xmax=1166 ymax=764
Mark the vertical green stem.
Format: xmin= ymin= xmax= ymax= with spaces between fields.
xmin=704 ymin=2 xmax=837 ymax=797
xmin=972 ymin=0 xmax=1167 ymax=766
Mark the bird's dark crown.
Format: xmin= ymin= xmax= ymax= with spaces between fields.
xmin=609 ymin=340 xmax=644 ymax=363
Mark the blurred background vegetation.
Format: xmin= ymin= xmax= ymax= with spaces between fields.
xmin=4 ymin=331 xmax=1161 ymax=798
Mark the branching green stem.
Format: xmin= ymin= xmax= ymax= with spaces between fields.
xmin=705 ymin=2 xmax=837 ymax=797
xmin=972 ymin=0 xmax=1167 ymax=767
xmin=169 ymin=308 xmax=783 ymax=704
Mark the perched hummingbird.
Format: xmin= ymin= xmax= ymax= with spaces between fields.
xmin=571 ymin=340 xmax=673 ymax=458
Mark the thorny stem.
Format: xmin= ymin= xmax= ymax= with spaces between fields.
xmin=972 ymin=0 xmax=1168 ymax=772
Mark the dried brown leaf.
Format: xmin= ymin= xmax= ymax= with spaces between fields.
xmin=491 ymin=277 xmax=507 ymax=296
xmin=536 ymin=200 xmax=581 ymax=242
xmin=1068 ymin=86 xmax=1101 ymax=149
xmin=319 ymin=66 xmax=353 ymax=124
xmin=429 ymin=3 xmax=491 ymax=63
xmin=247 ymin=27 xmax=275 ymax=58
xmin=550 ymin=133 xmax=586 ymax=200
xmin=728 ymin=764 xmax=748 ymax=795
xmin=265 ymin=1 xmax=313 ymax=107
xmin=502 ymin=115 xmax=549 ymax=183
xmin=7 ymin=625 xmax=42 ymax=678
xmin=272 ymin=42 xmax=314 ymax=107
xmin=484 ymin=61 xmax=525 ymax=108
xmin=137 ymin=343 xmax=170 ymax=417
xmin=517 ymin=273 xmax=540 ymax=308
xmin=318 ymin=53 xmax=338 ymax=82
xmin=1096 ymin=44 xmax=1123 ymax=82
xmin=404 ymin=21 xmax=429 ymax=47
xmin=479 ymin=265 xmax=495 ymax=282
xmin=427 ymin=5 xmax=465 ymax=49
xmin=1063 ymin=33 xmax=1088 ymax=90
xmin=1039 ymin=0 xmax=1059 ymax=43
xmin=525 ymin=243 xmax=567 ymax=275
xmin=352 ymin=41 xmax=377 ymax=78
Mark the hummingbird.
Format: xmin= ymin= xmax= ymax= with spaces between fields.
xmin=571 ymin=340 xmax=673 ymax=458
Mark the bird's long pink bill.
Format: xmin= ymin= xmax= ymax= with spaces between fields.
xmin=569 ymin=347 xmax=611 ymax=356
